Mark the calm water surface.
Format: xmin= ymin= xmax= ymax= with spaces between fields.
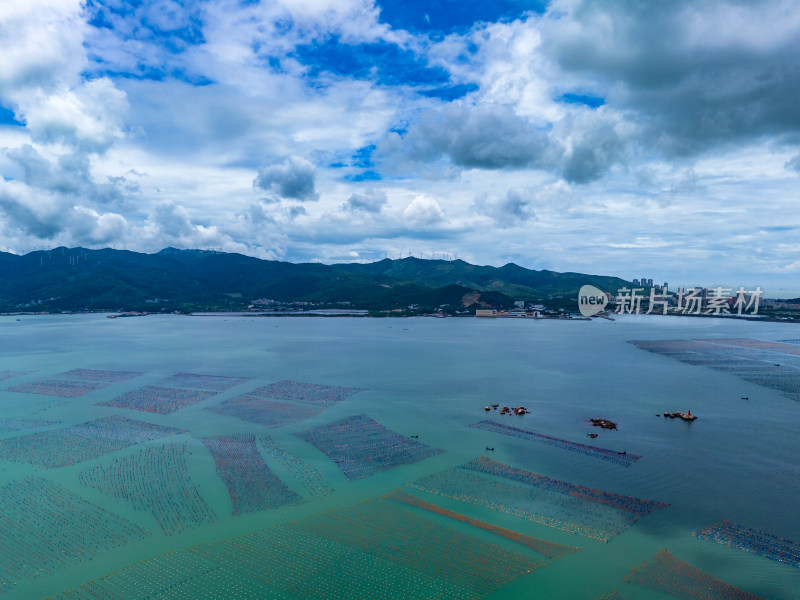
xmin=0 ymin=314 xmax=798 ymax=599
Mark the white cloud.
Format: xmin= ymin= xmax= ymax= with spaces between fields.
xmin=403 ymin=194 xmax=444 ymax=226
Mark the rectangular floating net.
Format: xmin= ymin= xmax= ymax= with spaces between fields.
xmin=80 ymin=443 xmax=217 ymax=536
xmin=58 ymin=369 xmax=143 ymax=382
xmin=250 ymin=379 xmax=366 ymax=407
xmin=695 ymin=520 xmax=800 ymax=569
xmin=0 ymin=415 xmax=186 ymax=468
xmin=631 ymin=339 xmax=800 ymax=402
xmin=56 ymin=497 xmax=545 ymax=600
xmin=0 ymin=477 xmax=148 ymax=593
xmin=294 ymin=414 xmax=444 ymax=480
xmin=207 ymin=395 xmax=322 ymax=428
xmin=623 ymin=549 xmax=764 ymax=600
xmin=203 ymin=434 xmax=303 ymax=515
xmin=0 ymin=370 xmax=34 ymax=381
xmin=408 ymin=456 xmax=668 ymax=542
xmin=469 ymin=420 xmax=641 ymax=467
xmin=99 ymin=385 xmax=215 ymax=414
xmin=383 ymin=488 xmax=581 ymax=560
xmin=257 ymin=434 xmax=333 ymax=498
xmin=0 ymin=418 xmax=61 ymax=432
xmin=160 ymin=372 xmax=252 ymax=391
xmin=6 ymin=378 xmax=109 ymax=398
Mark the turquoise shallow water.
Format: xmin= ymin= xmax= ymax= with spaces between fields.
xmin=0 ymin=314 xmax=798 ymax=599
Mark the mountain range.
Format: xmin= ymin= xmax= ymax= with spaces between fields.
xmin=0 ymin=247 xmax=631 ymax=313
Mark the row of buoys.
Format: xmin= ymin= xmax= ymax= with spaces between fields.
xmin=469 ymin=420 xmax=640 ymax=467
xmin=203 ymin=434 xmax=303 ymax=515
xmin=0 ymin=418 xmax=60 ymax=433
xmin=385 ymin=489 xmax=580 ymax=560
xmin=99 ymin=385 xmax=214 ymax=415
xmin=59 ymin=369 xmax=142 ymax=383
xmin=294 ymin=414 xmax=443 ymax=481
xmin=465 ymin=456 xmax=669 ymax=517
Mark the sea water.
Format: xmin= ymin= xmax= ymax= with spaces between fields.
xmin=0 ymin=313 xmax=798 ymax=599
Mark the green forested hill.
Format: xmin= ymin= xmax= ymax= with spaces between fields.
xmin=0 ymin=247 xmax=629 ymax=312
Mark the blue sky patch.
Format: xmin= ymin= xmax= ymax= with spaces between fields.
xmin=559 ymin=93 xmax=605 ymax=108
xmin=345 ymin=170 xmax=382 ymax=182
xmin=294 ymin=38 xmax=450 ymax=88
xmin=86 ymin=0 xmax=206 ymax=52
xmin=375 ymin=0 xmax=547 ymax=35
xmin=0 ymin=105 xmax=23 ymax=126
xmin=418 ymin=83 xmax=479 ymax=101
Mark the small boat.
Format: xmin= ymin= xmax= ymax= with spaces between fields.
xmin=587 ymin=433 xmax=598 ymax=438
xmin=484 ymin=406 xmax=491 ymax=411
xmin=485 ymin=447 xmax=495 ymax=451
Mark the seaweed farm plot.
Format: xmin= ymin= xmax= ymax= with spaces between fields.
xmin=99 ymin=386 xmax=215 ymax=414
xmin=0 ymin=370 xmax=34 ymax=381
xmin=207 ymin=395 xmax=322 ymax=428
xmin=469 ymin=420 xmax=641 ymax=467
xmin=203 ymin=434 xmax=303 ymax=515
xmin=0 ymin=478 xmax=148 ymax=593
xmin=0 ymin=415 xmax=185 ymax=468
xmin=384 ymin=489 xmax=581 ymax=560
xmin=622 ymin=549 xmax=763 ymax=600
xmin=58 ymin=369 xmax=143 ymax=383
xmin=80 ymin=443 xmax=217 ymax=536
xmin=408 ymin=456 xmax=669 ymax=542
xmin=258 ymin=434 xmax=333 ymax=498
xmin=631 ymin=339 xmax=800 ymax=402
xmin=294 ymin=414 xmax=444 ymax=480
xmin=160 ymin=372 xmax=252 ymax=392
xmin=0 ymin=418 xmax=61 ymax=433
xmin=250 ymin=379 xmax=366 ymax=407
xmin=695 ymin=520 xmax=800 ymax=569
xmin=56 ymin=497 xmax=544 ymax=600
xmin=6 ymin=378 xmax=108 ymax=398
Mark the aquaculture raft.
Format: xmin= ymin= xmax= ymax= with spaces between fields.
xmin=58 ymin=369 xmax=143 ymax=382
xmin=250 ymin=379 xmax=366 ymax=407
xmin=99 ymin=385 xmax=215 ymax=414
xmin=80 ymin=443 xmax=218 ymax=536
xmin=294 ymin=414 xmax=443 ymax=480
xmin=408 ymin=456 xmax=668 ymax=542
xmin=695 ymin=520 xmax=800 ymax=569
xmin=54 ymin=497 xmax=544 ymax=600
xmin=631 ymin=338 xmax=800 ymax=402
xmin=469 ymin=420 xmax=641 ymax=467
xmin=6 ymin=378 xmax=109 ymax=398
xmin=623 ymin=549 xmax=763 ymax=599
xmin=0 ymin=478 xmax=148 ymax=593
xmin=203 ymin=433 xmax=303 ymax=515
xmin=0 ymin=415 xmax=185 ymax=468
xmin=0 ymin=370 xmax=34 ymax=381
xmin=207 ymin=395 xmax=322 ymax=428
xmin=160 ymin=372 xmax=252 ymax=392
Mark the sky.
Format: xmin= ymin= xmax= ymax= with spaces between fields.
xmin=0 ymin=0 xmax=799 ymax=295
